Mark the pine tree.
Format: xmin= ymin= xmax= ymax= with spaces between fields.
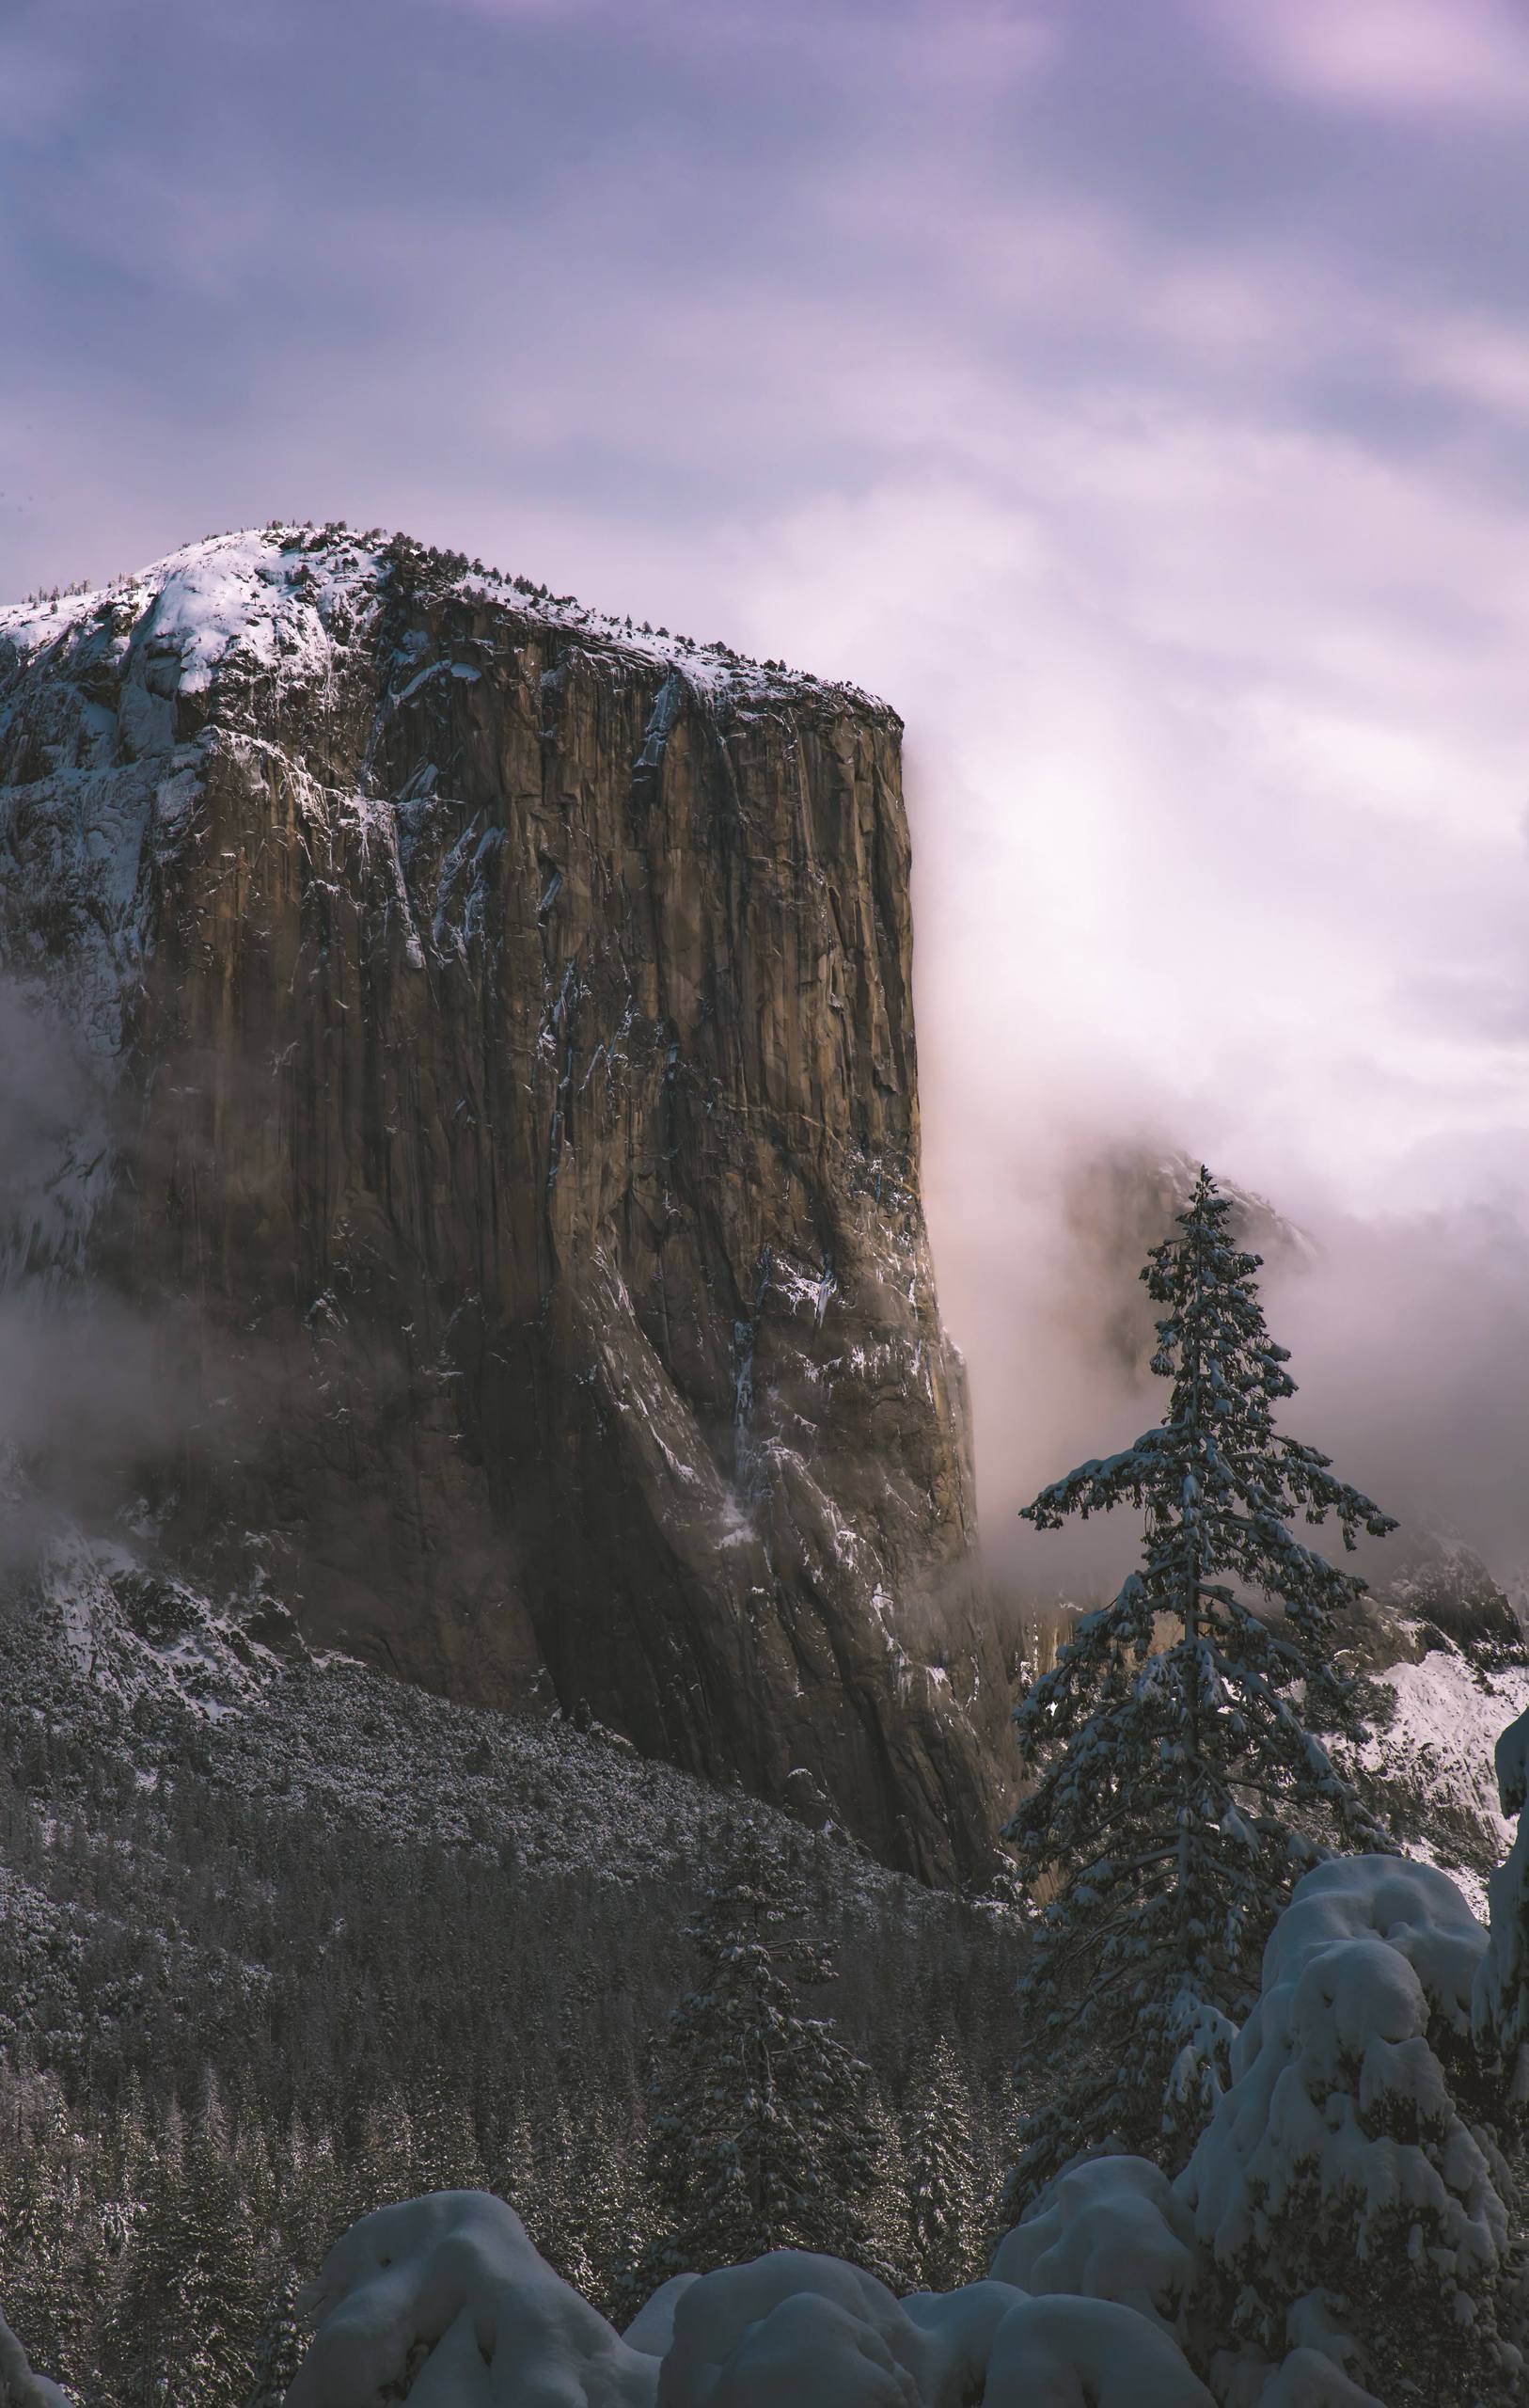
xmin=347 ymin=2085 xmax=415 ymax=2224
xmin=176 ymin=2091 xmax=262 ymax=2404
xmin=860 ymin=2084 xmax=915 ymax=2295
xmin=107 ymin=2110 xmax=191 ymax=2408
xmin=641 ymin=1828 xmax=882 ymax=2287
xmin=487 ymin=2102 xmax=538 ymax=2232
xmin=230 ymin=2091 xmax=278 ymax=2257
xmin=0 ymin=2104 xmax=93 ymax=2389
xmin=1006 ymin=1167 xmax=1396 ymax=2195
xmin=244 ymin=2266 xmax=307 ymax=2408
xmin=530 ymin=2101 xmax=598 ymax=2296
xmin=559 ymin=2100 xmax=652 ymax=2317
xmin=407 ymin=2067 xmax=482 ymax=2199
xmin=278 ymin=2117 xmax=345 ymax=2289
xmin=904 ymin=2040 xmax=980 ymax=2292
xmin=109 ymin=2094 xmax=261 ymax=2408
xmin=593 ymin=2108 xmax=660 ymax=2316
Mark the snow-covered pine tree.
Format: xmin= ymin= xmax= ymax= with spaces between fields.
xmin=279 ymin=2116 xmax=345 ymax=2289
xmin=904 ymin=2039 xmax=981 ymax=2291
xmin=1474 ymin=1701 xmax=1529 ymax=2109
xmin=568 ymin=2100 xmax=654 ymax=2320
xmin=110 ymin=2092 xmax=261 ymax=2408
xmin=337 ymin=2085 xmax=415 ymax=2232
xmin=1006 ymin=1166 xmax=1396 ymax=2194
xmin=528 ymin=2101 xmax=598 ymax=2298
xmin=244 ymin=2266 xmax=307 ymax=2408
xmin=0 ymin=2099 xmax=91 ymax=2390
xmin=487 ymin=2101 xmax=538 ymax=2234
xmin=407 ymin=2067 xmax=483 ymax=2200
xmin=177 ymin=2083 xmax=263 ymax=2404
xmin=1185 ymin=1855 xmax=1523 ymax=2407
xmin=859 ymin=2084 xmax=916 ymax=2295
xmin=640 ymin=1827 xmax=882 ymax=2288
xmin=230 ymin=2099 xmax=278 ymax=2268
xmin=105 ymin=2108 xmax=190 ymax=2408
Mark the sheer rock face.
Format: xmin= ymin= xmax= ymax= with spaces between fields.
xmin=0 ymin=529 xmax=1007 ymax=1881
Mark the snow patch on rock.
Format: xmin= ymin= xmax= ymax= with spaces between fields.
xmin=1355 ymin=1641 xmax=1529 ymax=1913
xmin=2 ymin=525 xmax=885 ymax=716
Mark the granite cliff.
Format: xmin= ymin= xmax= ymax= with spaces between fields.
xmin=0 ymin=525 xmax=1007 ymax=1881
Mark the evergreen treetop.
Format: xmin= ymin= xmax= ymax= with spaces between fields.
xmin=1006 ymin=1166 xmax=1397 ymax=2194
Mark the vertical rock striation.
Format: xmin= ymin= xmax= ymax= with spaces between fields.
xmin=0 ymin=527 xmax=1006 ymax=1880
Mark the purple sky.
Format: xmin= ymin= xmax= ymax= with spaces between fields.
xmin=6 ymin=0 xmax=1529 ymax=1569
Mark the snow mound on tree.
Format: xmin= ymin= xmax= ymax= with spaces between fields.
xmin=658 ymin=2255 xmax=923 ymax=2407
xmin=988 ymin=2166 xmax=1387 ymax=2408
xmin=284 ymin=2199 xmax=1214 ymax=2406
xmin=286 ymin=2191 xmax=657 ymax=2407
xmin=1184 ymin=1853 xmax=1518 ymax=2396
xmin=654 ymin=2254 xmax=1213 ymax=2408
xmin=989 ymin=2156 xmax=1197 ymax=2334
xmin=967 ymin=1846 xmax=1526 ymax=2401
xmin=621 ymin=2273 xmax=699 ymax=2358
xmin=1181 ymin=1854 xmax=1504 ymax=2287
xmin=977 ymin=2294 xmax=1213 ymax=2406
xmin=0 ymin=2305 xmax=71 ymax=2408
xmin=660 ymin=2257 xmax=1213 ymax=2406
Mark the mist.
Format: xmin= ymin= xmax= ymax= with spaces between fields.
xmin=711 ymin=491 xmax=1529 ymax=1613
xmin=0 ymin=980 xmax=213 ymax=1562
xmin=936 ymin=1129 xmax=1529 ymax=1610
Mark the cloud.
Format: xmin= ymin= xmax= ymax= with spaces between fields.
xmin=438 ymin=0 xmax=1058 ymax=91
xmin=1200 ymin=0 xmax=1529 ymax=118
xmin=717 ymin=367 xmax=1529 ymax=1585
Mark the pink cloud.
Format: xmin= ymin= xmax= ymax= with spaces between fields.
xmin=1203 ymin=0 xmax=1529 ymax=116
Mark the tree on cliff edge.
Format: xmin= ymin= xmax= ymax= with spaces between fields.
xmin=1005 ymin=1166 xmax=1396 ymax=2197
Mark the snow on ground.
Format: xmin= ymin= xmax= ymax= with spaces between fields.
xmin=110 ymin=529 xmax=378 ymax=694
xmin=0 ymin=583 xmax=112 ymax=657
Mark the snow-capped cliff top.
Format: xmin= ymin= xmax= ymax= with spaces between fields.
xmin=0 ymin=523 xmax=892 ymax=716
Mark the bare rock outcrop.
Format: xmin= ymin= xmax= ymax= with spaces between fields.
xmin=0 ymin=527 xmax=1007 ymax=1880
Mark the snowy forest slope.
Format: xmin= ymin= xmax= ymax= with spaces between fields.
xmin=0 ymin=1537 xmax=1019 ymax=2394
